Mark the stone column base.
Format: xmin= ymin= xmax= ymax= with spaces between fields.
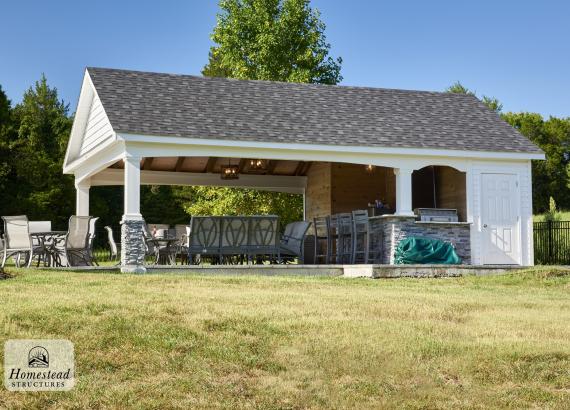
xmin=121 ymin=219 xmax=147 ymax=273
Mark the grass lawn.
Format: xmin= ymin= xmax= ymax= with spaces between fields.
xmin=1 ymin=268 xmax=569 ymax=409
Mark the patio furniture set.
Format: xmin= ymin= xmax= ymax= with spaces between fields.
xmin=0 ymin=215 xmax=99 ymax=268
xmin=1 ymin=210 xmax=376 ymax=268
xmin=126 ymin=216 xmax=311 ymax=266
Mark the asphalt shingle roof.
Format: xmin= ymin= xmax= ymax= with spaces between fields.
xmin=87 ymin=67 xmax=542 ymax=154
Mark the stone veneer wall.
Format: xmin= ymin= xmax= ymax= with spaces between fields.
xmin=121 ymin=219 xmax=147 ymax=273
xmin=369 ymin=216 xmax=471 ymax=265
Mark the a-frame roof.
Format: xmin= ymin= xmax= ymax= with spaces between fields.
xmin=85 ymin=66 xmax=542 ymax=155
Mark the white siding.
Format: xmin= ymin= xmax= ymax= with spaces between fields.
xmin=470 ymin=160 xmax=534 ymax=266
xmin=79 ymin=95 xmax=113 ymax=156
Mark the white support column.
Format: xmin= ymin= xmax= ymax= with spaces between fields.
xmin=121 ymin=153 xmax=146 ymax=273
xmin=394 ymin=167 xmax=415 ymax=216
xmin=123 ymin=154 xmax=142 ymax=221
xmin=75 ymin=179 xmax=90 ymax=216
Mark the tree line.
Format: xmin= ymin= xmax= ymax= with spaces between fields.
xmin=1 ymin=0 xmax=568 ymax=236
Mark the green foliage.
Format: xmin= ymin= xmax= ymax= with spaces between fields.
xmin=446 ymin=81 xmax=503 ymax=113
xmin=502 ymin=112 xmax=570 ymax=212
xmin=141 ymin=185 xmax=194 ymax=224
xmin=0 ymin=86 xmax=15 ymax=193
xmin=203 ymin=0 xmax=342 ymax=84
xmin=543 ymin=197 xmax=561 ymax=222
xmin=185 ymin=187 xmax=303 ymax=228
xmin=0 ymin=76 xmax=75 ymax=228
xmin=446 ymin=81 xmax=474 ymax=96
xmin=197 ymin=0 xmax=343 ymax=222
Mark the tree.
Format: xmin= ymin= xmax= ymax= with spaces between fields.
xmin=197 ymin=0 xmax=342 ymax=224
xmin=446 ymin=81 xmax=503 ymax=113
xmin=185 ymin=186 xmax=303 ymax=227
xmin=203 ymin=0 xmax=342 ymax=84
xmin=0 ymin=86 xmax=15 ymax=195
xmin=502 ymin=112 xmax=570 ymax=212
xmin=9 ymin=75 xmax=75 ymax=227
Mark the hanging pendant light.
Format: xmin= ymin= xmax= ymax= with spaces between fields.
xmin=365 ymin=164 xmax=375 ymax=174
xmin=221 ymin=159 xmax=239 ymax=180
xmin=249 ymin=159 xmax=267 ymax=172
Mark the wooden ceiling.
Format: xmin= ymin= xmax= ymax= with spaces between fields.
xmin=109 ymin=157 xmax=312 ymax=177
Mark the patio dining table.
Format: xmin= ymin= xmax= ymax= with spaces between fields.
xmin=147 ymin=237 xmax=180 ymax=265
xmin=30 ymin=231 xmax=67 ymax=267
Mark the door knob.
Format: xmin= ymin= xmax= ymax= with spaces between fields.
xmin=483 ymin=224 xmax=488 ymax=228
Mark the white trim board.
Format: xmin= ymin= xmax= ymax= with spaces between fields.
xmin=118 ymin=132 xmax=545 ymax=161
xmin=90 ymin=168 xmax=307 ymax=194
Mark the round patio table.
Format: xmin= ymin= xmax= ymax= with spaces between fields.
xmin=30 ymin=231 xmax=67 ymax=267
xmin=147 ymin=237 xmax=180 ymax=265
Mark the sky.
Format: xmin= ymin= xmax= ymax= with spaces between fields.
xmin=0 ymin=0 xmax=568 ymax=118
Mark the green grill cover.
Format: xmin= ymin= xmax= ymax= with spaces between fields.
xmin=394 ymin=237 xmax=461 ymax=265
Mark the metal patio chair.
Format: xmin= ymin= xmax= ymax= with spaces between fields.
xmin=1 ymin=215 xmax=36 ymax=268
xmin=88 ymin=217 xmax=99 ymax=266
xmin=336 ymin=213 xmax=354 ymax=264
xmin=313 ymin=216 xmax=330 ymax=264
xmin=248 ymin=216 xmax=279 ymax=263
xmin=188 ymin=216 xmax=221 ymax=264
xmin=29 ymin=221 xmax=52 ymax=266
xmin=220 ymin=217 xmax=249 ymax=264
xmin=174 ymin=224 xmax=190 ymax=264
xmin=65 ymin=215 xmax=94 ymax=266
xmin=104 ymin=226 xmax=120 ymax=261
xmin=279 ymin=221 xmax=311 ymax=263
xmin=328 ymin=214 xmax=340 ymax=264
xmin=351 ymin=210 xmax=371 ymax=264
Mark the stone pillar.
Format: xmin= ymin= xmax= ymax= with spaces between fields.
xmin=121 ymin=154 xmax=146 ymax=273
xmin=75 ymin=179 xmax=90 ymax=216
xmin=121 ymin=219 xmax=146 ymax=273
xmin=394 ymin=168 xmax=415 ymax=216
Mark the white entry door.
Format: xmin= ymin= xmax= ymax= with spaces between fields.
xmin=481 ymin=173 xmax=520 ymax=264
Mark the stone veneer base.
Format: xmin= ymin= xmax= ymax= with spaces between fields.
xmin=121 ymin=219 xmax=147 ymax=271
xmin=369 ymin=216 xmax=472 ymax=264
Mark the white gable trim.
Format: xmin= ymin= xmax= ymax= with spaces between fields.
xmin=63 ymin=70 xmax=116 ymax=169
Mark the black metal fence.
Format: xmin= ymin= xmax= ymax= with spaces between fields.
xmin=533 ymin=221 xmax=570 ymax=265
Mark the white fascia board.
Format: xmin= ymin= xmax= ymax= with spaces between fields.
xmin=71 ymin=141 xmax=126 ymax=183
xmin=63 ymin=69 xmax=117 ymax=171
xmin=63 ymin=137 xmax=118 ymax=174
xmin=63 ymin=71 xmax=93 ymax=168
xmin=90 ymin=168 xmax=307 ymax=194
xmin=117 ymin=133 xmax=545 ymax=161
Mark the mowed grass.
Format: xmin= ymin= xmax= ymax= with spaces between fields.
xmin=0 ymin=268 xmax=569 ymax=409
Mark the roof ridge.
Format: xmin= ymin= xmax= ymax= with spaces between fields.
xmin=86 ymin=66 xmax=477 ymax=98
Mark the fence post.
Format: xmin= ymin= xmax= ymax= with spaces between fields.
xmin=548 ymin=220 xmax=553 ymax=263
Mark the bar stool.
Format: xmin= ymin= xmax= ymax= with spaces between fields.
xmin=313 ymin=216 xmax=330 ymax=264
xmin=351 ymin=210 xmax=370 ymax=264
xmin=336 ymin=213 xmax=353 ymax=264
xmin=328 ymin=214 xmax=339 ymax=263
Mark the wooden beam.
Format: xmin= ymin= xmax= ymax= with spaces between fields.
xmin=143 ymin=157 xmax=154 ymax=171
xmin=238 ymin=158 xmax=247 ymax=172
xmin=90 ymin=168 xmax=307 ymax=194
xmin=266 ymin=160 xmax=277 ymax=174
xmin=301 ymin=161 xmax=312 ymax=176
xmin=174 ymin=157 xmax=185 ymax=172
xmin=205 ymin=157 xmax=218 ymax=173
xmin=294 ymin=161 xmax=305 ymax=176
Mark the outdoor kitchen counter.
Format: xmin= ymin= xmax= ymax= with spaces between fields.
xmin=368 ymin=215 xmax=472 ymax=264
